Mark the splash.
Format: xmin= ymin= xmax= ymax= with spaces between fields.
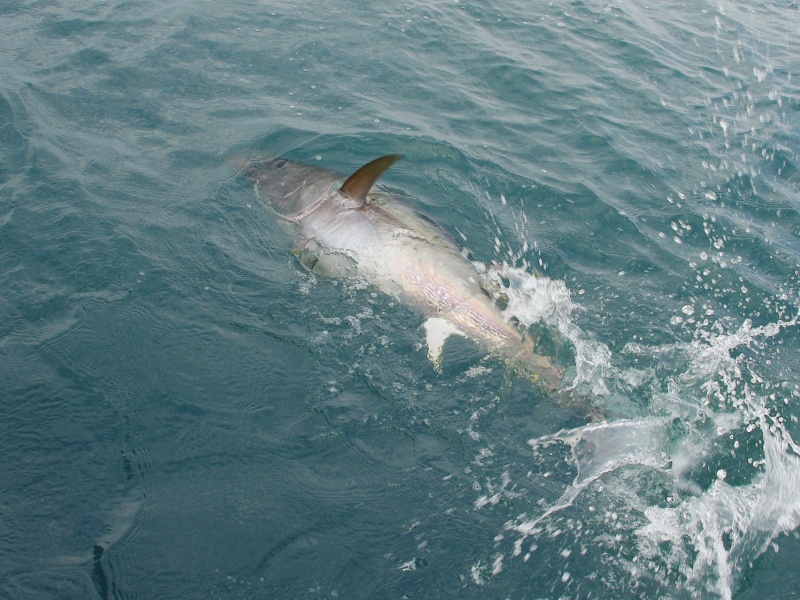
xmin=639 ymin=418 xmax=800 ymax=600
xmin=484 ymin=262 xmax=614 ymax=397
xmin=631 ymin=315 xmax=800 ymax=599
xmin=471 ymin=287 xmax=800 ymax=598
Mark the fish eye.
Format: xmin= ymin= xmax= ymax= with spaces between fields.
xmin=274 ymin=159 xmax=288 ymax=168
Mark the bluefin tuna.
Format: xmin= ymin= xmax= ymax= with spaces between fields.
xmin=236 ymin=154 xmax=564 ymax=390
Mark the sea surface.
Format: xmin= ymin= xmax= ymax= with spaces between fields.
xmin=2 ymin=1 xmax=799 ymax=598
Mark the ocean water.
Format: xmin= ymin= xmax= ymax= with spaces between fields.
xmin=1 ymin=1 xmax=799 ymax=598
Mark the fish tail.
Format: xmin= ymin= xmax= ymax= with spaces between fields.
xmin=509 ymin=336 xmax=565 ymax=392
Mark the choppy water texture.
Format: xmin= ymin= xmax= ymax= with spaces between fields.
xmin=2 ymin=1 xmax=799 ymax=598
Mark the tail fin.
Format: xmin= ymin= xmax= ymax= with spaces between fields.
xmin=508 ymin=336 xmax=565 ymax=392
xmin=510 ymin=337 xmax=609 ymax=421
xmin=550 ymin=386 xmax=608 ymax=422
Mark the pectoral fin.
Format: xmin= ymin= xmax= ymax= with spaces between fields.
xmin=423 ymin=317 xmax=466 ymax=373
xmin=292 ymin=238 xmax=356 ymax=278
xmin=339 ymin=154 xmax=403 ymax=205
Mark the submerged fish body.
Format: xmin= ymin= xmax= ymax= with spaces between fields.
xmin=238 ymin=154 xmax=563 ymax=389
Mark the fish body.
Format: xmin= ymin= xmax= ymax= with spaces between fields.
xmin=237 ymin=154 xmax=563 ymax=389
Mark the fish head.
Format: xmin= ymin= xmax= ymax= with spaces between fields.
xmin=233 ymin=157 xmax=340 ymax=220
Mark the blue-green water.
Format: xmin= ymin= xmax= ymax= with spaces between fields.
xmin=2 ymin=1 xmax=799 ymax=598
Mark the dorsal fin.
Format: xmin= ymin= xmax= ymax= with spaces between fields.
xmin=339 ymin=154 xmax=403 ymax=204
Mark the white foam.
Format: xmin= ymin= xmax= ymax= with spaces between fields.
xmin=476 ymin=282 xmax=800 ymax=598
xmin=638 ymin=419 xmax=800 ymax=600
xmin=496 ymin=417 xmax=672 ymax=540
xmin=486 ymin=262 xmax=614 ymax=395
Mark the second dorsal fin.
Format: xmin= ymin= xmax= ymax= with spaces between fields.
xmin=339 ymin=154 xmax=403 ymax=204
